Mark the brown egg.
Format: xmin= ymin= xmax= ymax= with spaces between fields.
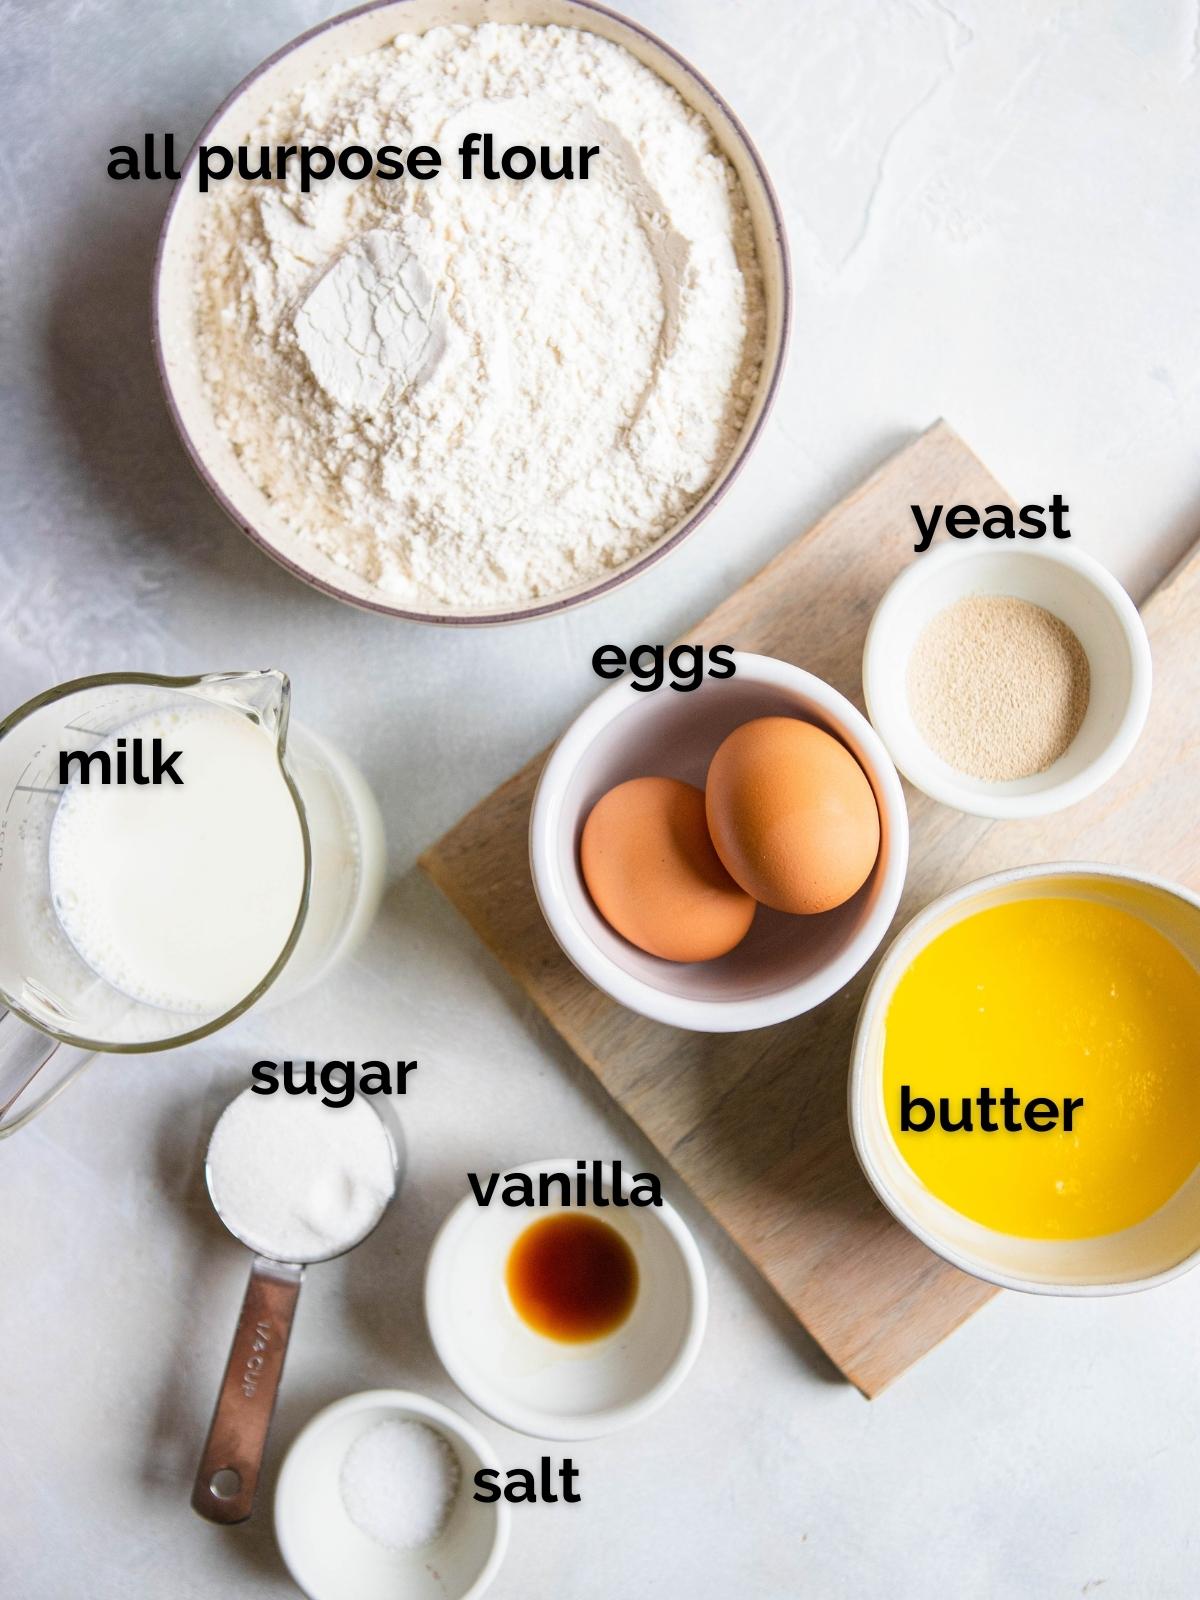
xmin=580 ymin=777 xmax=756 ymax=962
xmin=705 ymin=717 xmax=880 ymax=914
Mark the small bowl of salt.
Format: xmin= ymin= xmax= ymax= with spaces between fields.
xmin=275 ymin=1390 xmax=508 ymax=1600
xmin=862 ymin=542 xmax=1152 ymax=819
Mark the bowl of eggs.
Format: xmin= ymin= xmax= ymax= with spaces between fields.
xmin=529 ymin=651 xmax=909 ymax=1031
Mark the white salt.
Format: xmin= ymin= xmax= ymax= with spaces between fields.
xmin=206 ymin=1089 xmax=395 ymax=1262
xmin=340 ymin=1419 xmax=461 ymax=1552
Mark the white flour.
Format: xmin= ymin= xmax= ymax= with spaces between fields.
xmin=194 ymin=23 xmax=764 ymax=609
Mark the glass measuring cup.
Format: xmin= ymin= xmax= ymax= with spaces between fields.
xmin=192 ymin=1092 xmax=403 ymax=1525
xmin=0 ymin=670 xmax=385 ymax=1136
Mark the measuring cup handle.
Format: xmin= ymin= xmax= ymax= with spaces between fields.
xmin=0 ymin=1010 xmax=93 ymax=1138
xmin=192 ymin=1256 xmax=304 ymax=1525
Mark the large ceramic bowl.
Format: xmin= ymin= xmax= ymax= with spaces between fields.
xmin=153 ymin=0 xmax=791 ymax=626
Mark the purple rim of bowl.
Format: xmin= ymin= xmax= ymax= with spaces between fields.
xmin=151 ymin=0 xmax=793 ymax=628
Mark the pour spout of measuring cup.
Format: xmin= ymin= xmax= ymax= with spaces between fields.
xmin=193 ymin=668 xmax=292 ymax=743
xmin=0 ymin=1011 xmax=94 ymax=1138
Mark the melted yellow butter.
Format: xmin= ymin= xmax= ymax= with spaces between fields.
xmin=882 ymin=897 xmax=1200 ymax=1239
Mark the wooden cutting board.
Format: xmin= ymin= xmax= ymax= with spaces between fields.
xmin=421 ymin=421 xmax=1198 ymax=1396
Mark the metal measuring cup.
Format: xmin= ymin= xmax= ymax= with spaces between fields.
xmin=191 ymin=1098 xmax=402 ymax=1525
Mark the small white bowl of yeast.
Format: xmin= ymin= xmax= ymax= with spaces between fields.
xmin=862 ymin=543 xmax=1151 ymax=820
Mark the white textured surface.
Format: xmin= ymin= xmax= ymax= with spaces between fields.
xmin=2 ymin=1 xmax=1200 ymax=1596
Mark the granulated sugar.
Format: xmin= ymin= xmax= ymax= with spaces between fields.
xmin=907 ymin=594 xmax=1091 ymax=782
xmin=340 ymin=1418 xmax=461 ymax=1551
xmin=194 ymin=23 xmax=765 ymax=609
xmin=206 ymin=1090 xmax=395 ymax=1262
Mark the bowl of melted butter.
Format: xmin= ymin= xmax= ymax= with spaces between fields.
xmin=850 ymin=863 xmax=1200 ymax=1294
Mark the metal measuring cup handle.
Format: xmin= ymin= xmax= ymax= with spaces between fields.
xmin=192 ymin=1255 xmax=304 ymax=1524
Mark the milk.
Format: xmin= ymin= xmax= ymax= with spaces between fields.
xmin=49 ymin=703 xmax=306 ymax=1016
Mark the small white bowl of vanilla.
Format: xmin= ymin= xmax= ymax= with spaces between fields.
xmin=424 ymin=1159 xmax=707 ymax=1441
xmin=862 ymin=542 xmax=1152 ymax=819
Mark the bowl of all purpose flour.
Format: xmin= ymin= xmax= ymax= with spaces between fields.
xmin=154 ymin=0 xmax=789 ymax=624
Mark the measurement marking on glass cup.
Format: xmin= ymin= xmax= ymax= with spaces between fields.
xmin=8 ymin=753 xmax=43 ymax=811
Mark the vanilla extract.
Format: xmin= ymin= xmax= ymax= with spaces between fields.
xmin=507 ymin=1214 xmax=638 ymax=1343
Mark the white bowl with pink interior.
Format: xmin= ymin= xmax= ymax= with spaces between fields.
xmin=529 ymin=651 xmax=909 ymax=1032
